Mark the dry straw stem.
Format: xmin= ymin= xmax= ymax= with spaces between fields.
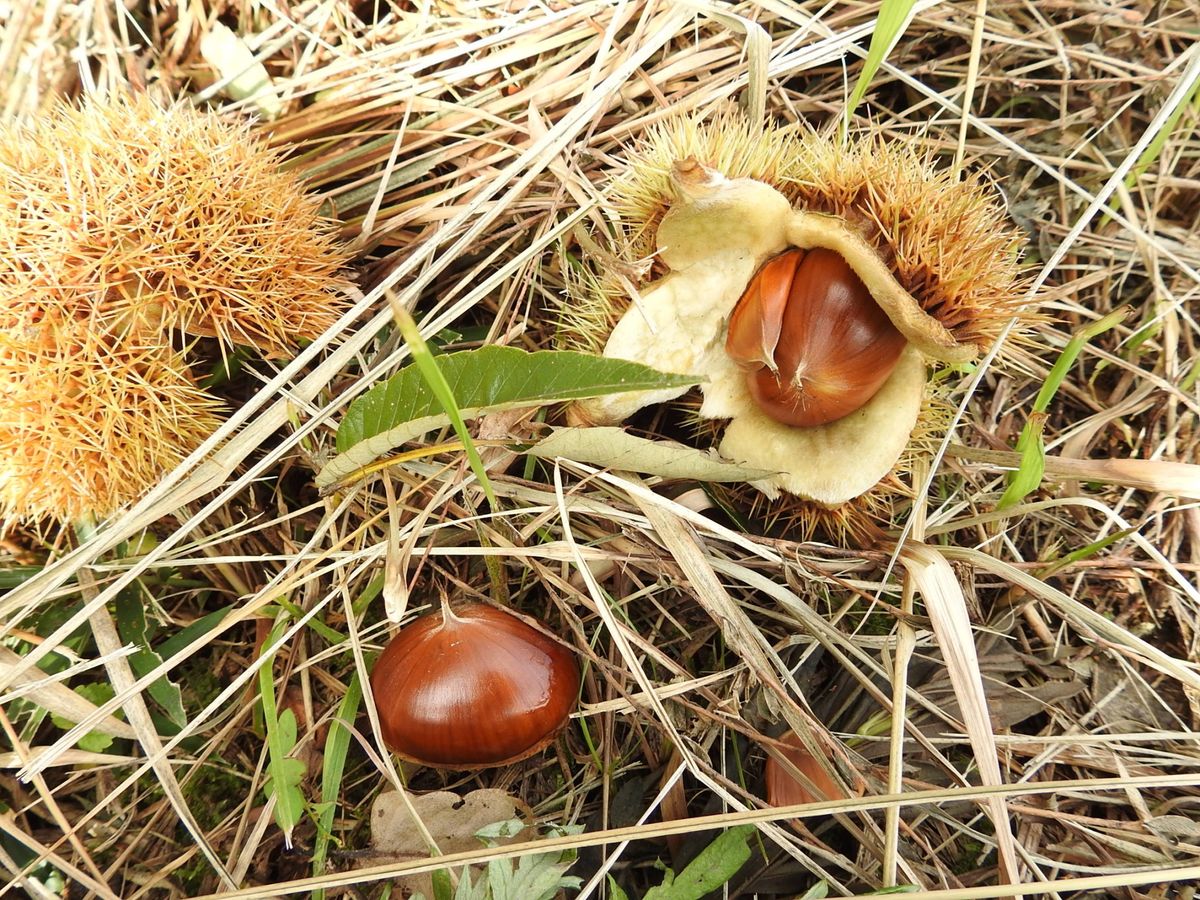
xmin=2 ymin=1 xmax=1200 ymax=898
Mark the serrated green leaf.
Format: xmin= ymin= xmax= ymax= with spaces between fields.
xmin=494 ymin=845 xmax=580 ymax=900
xmin=643 ymin=825 xmax=754 ymax=900
xmin=318 ymin=347 xmax=699 ymax=488
xmin=451 ymin=868 xmax=486 ymax=900
xmin=527 ymin=426 xmax=772 ymax=482
xmin=448 ymin=823 xmax=583 ymax=900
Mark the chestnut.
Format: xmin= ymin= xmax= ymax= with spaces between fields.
xmin=726 ymin=248 xmax=907 ymax=427
xmin=370 ymin=603 xmax=580 ymax=768
xmin=764 ymin=729 xmax=845 ymax=809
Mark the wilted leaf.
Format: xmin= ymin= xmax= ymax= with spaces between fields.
xmin=1146 ymin=815 xmax=1200 ymax=842
xmin=527 ymin=427 xmax=772 ymax=482
xmin=318 ymin=348 xmax=699 ymax=488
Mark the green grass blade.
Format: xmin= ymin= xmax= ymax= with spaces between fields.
xmin=844 ymin=0 xmax=920 ymax=130
xmin=1114 ymin=65 xmax=1200 ymax=210
xmin=312 ymin=671 xmax=363 ymax=898
xmin=999 ymin=308 xmax=1127 ymax=508
xmin=389 ymin=297 xmax=498 ymax=510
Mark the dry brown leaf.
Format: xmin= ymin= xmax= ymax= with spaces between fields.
xmin=367 ymin=788 xmax=531 ymax=898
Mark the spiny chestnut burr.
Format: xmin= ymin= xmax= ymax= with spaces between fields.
xmin=370 ymin=603 xmax=580 ymax=769
xmin=726 ymin=248 xmax=906 ymax=427
xmin=571 ymin=115 xmax=1028 ymax=508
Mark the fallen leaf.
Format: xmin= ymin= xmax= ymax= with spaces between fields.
xmin=367 ymin=788 xmax=530 ymax=898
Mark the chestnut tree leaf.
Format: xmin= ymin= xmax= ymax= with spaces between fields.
xmin=527 ymin=426 xmax=773 ymax=482
xmin=318 ymin=348 xmax=699 ymax=489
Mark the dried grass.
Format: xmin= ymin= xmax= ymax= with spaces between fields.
xmin=2 ymin=1 xmax=1199 ymax=898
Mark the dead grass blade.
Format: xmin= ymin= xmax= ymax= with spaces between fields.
xmin=899 ymin=542 xmax=1020 ymax=887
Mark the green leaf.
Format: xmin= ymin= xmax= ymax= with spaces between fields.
xmin=49 ymin=683 xmax=120 ymax=753
xmin=475 ymin=819 xmax=526 ymax=842
xmin=313 ymin=672 xmax=363 ymax=897
xmin=390 ymin=304 xmax=497 ymax=510
xmin=507 ymin=850 xmax=582 ymax=900
xmin=484 ymin=842 xmax=581 ymax=900
xmin=444 ymin=823 xmax=583 ymax=900
xmin=319 ymin=347 xmax=699 ymax=488
xmin=1111 ymin=65 xmax=1200 ymax=214
xmin=258 ymin=623 xmax=307 ymax=845
xmin=431 ymin=867 xmax=454 ymax=900
xmin=527 ymin=427 xmax=772 ymax=482
xmin=845 ymin=0 xmax=919 ymax=127
xmin=643 ymin=825 xmax=754 ymax=900
xmin=996 ymin=411 xmax=1047 ymax=510
xmin=115 ymin=591 xmax=186 ymax=728
xmin=998 ymin=308 xmax=1126 ymax=509
xmin=155 ymin=606 xmax=235 ymax=661
xmin=607 ymin=875 xmax=631 ymax=900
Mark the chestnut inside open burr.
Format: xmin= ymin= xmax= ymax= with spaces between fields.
xmin=726 ymin=248 xmax=907 ymax=427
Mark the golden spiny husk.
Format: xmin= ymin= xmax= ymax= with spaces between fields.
xmin=0 ymin=92 xmax=353 ymax=526
xmin=0 ymin=310 xmax=224 ymax=525
xmin=0 ymin=92 xmax=353 ymax=359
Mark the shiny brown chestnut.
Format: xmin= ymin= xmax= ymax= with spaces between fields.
xmin=726 ymin=248 xmax=907 ymax=427
xmin=370 ymin=603 xmax=580 ymax=769
xmin=764 ymin=729 xmax=845 ymax=809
